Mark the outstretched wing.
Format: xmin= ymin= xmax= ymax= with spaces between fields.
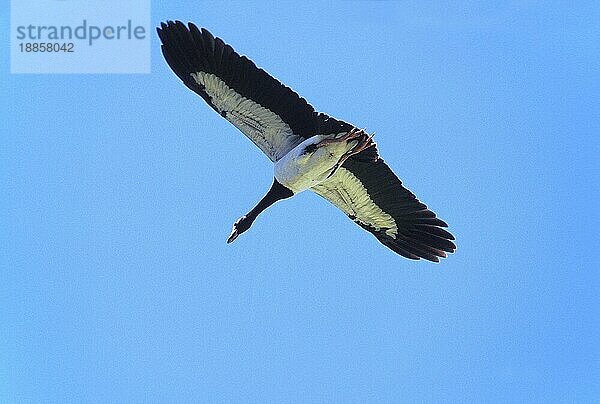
xmin=311 ymin=147 xmax=456 ymax=262
xmin=157 ymin=21 xmax=352 ymax=162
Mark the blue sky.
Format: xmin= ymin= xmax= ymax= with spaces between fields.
xmin=2 ymin=1 xmax=598 ymax=402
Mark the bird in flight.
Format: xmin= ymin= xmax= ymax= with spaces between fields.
xmin=157 ymin=21 xmax=455 ymax=261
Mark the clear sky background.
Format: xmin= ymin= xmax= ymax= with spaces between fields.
xmin=2 ymin=1 xmax=598 ymax=402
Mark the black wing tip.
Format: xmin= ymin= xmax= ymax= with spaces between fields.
xmin=392 ymin=219 xmax=457 ymax=261
xmin=156 ymin=20 xmax=212 ymax=42
xmin=393 ymin=205 xmax=456 ymax=261
xmin=156 ymin=19 xmax=190 ymax=27
xmin=355 ymin=219 xmax=455 ymax=262
xmin=394 ymin=237 xmax=455 ymax=263
xmin=358 ymin=208 xmax=456 ymax=262
xmin=157 ymin=20 xmax=178 ymax=33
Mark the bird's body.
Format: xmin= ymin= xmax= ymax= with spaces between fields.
xmin=157 ymin=21 xmax=456 ymax=261
xmin=275 ymin=135 xmax=340 ymax=193
xmin=275 ymin=131 xmax=373 ymax=194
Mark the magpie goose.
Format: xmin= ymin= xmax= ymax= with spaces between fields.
xmin=157 ymin=21 xmax=455 ymax=262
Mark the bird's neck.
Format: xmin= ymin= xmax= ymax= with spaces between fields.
xmin=246 ymin=179 xmax=293 ymax=223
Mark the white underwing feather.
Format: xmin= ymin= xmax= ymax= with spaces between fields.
xmin=191 ymin=72 xmax=304 ymax=161
xmin=312 ymin=167 xmax=398 ymax=238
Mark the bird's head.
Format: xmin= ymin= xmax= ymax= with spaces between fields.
xmin=226 ymin=215 xmax=252 ymax=243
